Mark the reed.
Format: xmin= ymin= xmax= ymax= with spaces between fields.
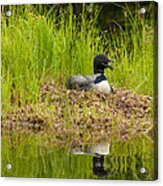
xmin=2 ymin=4 xmax=154 ymax=112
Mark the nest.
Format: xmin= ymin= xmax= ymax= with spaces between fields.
xmin=2 ymin=81 xmax=154 ymax=147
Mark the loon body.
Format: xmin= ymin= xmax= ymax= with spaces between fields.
xmin=68 ymin=73 xmax=112 ymax=94
xmin=67 ymin=54 xmax=114 ymax=95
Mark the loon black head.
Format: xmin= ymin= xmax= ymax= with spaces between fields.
xmin=94 ymin=54 xmax=114 ymax=74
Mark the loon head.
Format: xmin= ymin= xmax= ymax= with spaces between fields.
xmin=94 ymin=54 xmax=114 ymax=74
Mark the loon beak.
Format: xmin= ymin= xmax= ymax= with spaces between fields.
xmin=108 ymin=59 xmax=114 ymax=63
xmin=107 ymin=64 xmax=113 ymax=70
xmin=107 ymin=59 xmax=114 ymax=70
xmin=102 ymin=63 xmax=113 ymax=70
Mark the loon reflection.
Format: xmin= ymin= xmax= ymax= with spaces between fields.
xmin=72 ymin=143 xmax=110 ymax=177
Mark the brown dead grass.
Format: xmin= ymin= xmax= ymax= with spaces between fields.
xmin=2 ymin=81 xmax=153 ymax=147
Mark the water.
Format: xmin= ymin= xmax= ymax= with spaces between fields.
xmin=2 ymin=134 xmax=156 ymax=180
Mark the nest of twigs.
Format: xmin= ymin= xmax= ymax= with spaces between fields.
xmin=2 ymin=81 xmax=153 ymax=147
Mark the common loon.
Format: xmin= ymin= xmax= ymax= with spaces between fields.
xmin=67 ymin=54 xmax=114 ymax=94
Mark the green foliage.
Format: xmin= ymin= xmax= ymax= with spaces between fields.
xmin=1 ymin=4 xmax=154 ymax=112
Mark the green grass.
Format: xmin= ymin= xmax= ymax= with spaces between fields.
xmin=1 ymin=4 xmax=155 ymax=112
